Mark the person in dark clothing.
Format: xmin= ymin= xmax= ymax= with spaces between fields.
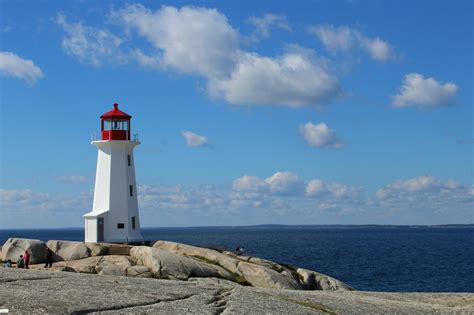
xmin=17 ymin=255 xmax=25 ymax=268
xmin=44 ymin=246 xmax=53 ymax=268
xmin=235 ymin=245 xmax=244 ymax=255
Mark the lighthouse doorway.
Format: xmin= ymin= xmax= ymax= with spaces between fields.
xmin=97 ymin=218 xmax=104 ymax=242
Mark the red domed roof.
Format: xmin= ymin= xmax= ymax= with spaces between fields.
xmin=100 ymin=103 xmax=132 ymax=119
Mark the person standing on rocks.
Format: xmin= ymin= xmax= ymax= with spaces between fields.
xmin=23 ymin=250 xmax=30 ymax=269
xmin=16 ymin=255 xmax=25 ymax=268
xmin=44 ymin=246 xmax=53 ymax=268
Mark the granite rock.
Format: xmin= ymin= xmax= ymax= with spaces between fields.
xmin=96 ymin=255 xmax=134 ymax=276
xmin=130 ymin=246 xmax=234 ymax=280
xmin=237 ymin=261 xmax=302 ymax=290
xmin=46 ymin=240 xmax=91 ymax=262
xmin=31 ymin=255 xmax=134 ymax=276
xmin=126 ymin=265 xmax=153 ymax=278
xmin=297 ymin=268 xmax=353 ymax=291
xmin=4 ymin=238 xmax=353 ymax=292
xmin=1 ymin=268 xmax=472 ymax=314
xmin=153 ymin=241 xmax=242 ymax=275
xmin=86 ymin=242 xmax=110 ymax=256
xmin=2 ymin=238 xmax=46 ymax=264
xmin=153 ymin=240 xmax=303 ymax=290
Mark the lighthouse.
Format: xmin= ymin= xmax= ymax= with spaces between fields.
xmin=84 ymin=103 xmax=143 ymax=243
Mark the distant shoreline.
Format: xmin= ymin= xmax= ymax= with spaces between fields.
xmin=1 ymin=223 xmax=473 ymax=230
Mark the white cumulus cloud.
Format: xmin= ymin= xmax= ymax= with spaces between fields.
xmin=0 ymin=188 xmax=92 ymax=228
xmin=181 ymin=130 xmax=208 ymax=147
xmin=55 ymin=5 xmax=343 ymax=109
xmin=264 ymin=172 xmax=304 ymax=196
xmin=0 ymin=52 xmax=43 ymax=84
xmin=299 ymin=122 xmax=344 ymax=149
xmin=248 ymin=13 xmax=290 ymax=38
xmin=2 ymin=173 xmax=472 ymax=228
xmin=232 ymin=175 xmax=267 ymax=192
xmin=107 ymin=5 xmax=341 ymax=108
xmin=371 ymin=176 xmax=473 ymax=223
xmin=363 ymin=37 xmax=392 ymax=62
xmin=308 ymin=25 xmax=355 ymax=52
xmin=375 ymin=175 xmax=459 ymax=199
xmin=111 ymin=4 xmax=239 ymax=78
xmin=392 ymin=73 xmax=458 ymax=109
xmin=306 ymin=179 xmax=361 ymax=199
xmin=209 ymin=49 xmax=341 ymax=108
xmin=56 ymin=14 xmax=123 ymax=66
xmin=308 ymin=25 xmax=395 ymax=62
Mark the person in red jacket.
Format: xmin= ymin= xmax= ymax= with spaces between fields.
xmin=23 ymin=250 xmax=31 ymax=269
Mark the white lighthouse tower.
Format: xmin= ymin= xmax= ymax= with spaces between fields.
xmin=84 ymin=103 xmax=143 ymax=243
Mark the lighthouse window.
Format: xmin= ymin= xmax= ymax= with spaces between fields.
xmin=129 ymin=185 xmax=133 ymax=197
xmin=117 ymin=223 xmax=124 ymax=229
xmin=103 ymin=120 xmax=111 ymax=130
xmin=103 ymin=120 xmax=129 ymax=131
xmin=132 ymin=217 xmax=136 ymax=229
xmin=127 ymin=155 xmax=131 ymax=166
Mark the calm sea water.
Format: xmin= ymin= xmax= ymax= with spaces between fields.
xmin=1 ymin=226 xmax=472 ymax=292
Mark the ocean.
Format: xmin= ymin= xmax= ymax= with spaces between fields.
xmin=1 ymin=226 xmax=472 ymax=293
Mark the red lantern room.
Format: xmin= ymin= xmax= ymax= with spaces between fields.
xmin=100 ymin=103 xmax=132 ymax=140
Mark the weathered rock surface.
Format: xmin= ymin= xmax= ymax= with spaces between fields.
xmin=153 ymin=241 xmax=242 ymax=275
xmin=86 ymin=242 xmax=110 ymax=256
xmin=46 ymin=240 xmax=90 ymax=261
xmin=96 ymin=255 xmax=134 ymax=276
xmin=237 ymin=261 xmax=302 ymax=290
xmin=126 ymin=265 xmax=153 ymax=278
xmin=30 ymin=255 xmax=135 ymax=276
xmin=297 ymin=268 xmax=353 ymax=291
xmin=130 ymin=246 xmax=234 ymax=280
xmin=2 ymin=238 xmax=46 ymax=264
xmin=1 ymin=268 xmax=472 ymax=314
xmin=153 ymin=240 xmax=305 ymax=290
xmin=3 ymin=238 xmax=353 ymax=292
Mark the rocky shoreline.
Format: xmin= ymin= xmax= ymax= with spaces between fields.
xmin=1 ymin=238 xmax=473 ymax=314
xmin=1 ymin=238 xmax=352 ymax=291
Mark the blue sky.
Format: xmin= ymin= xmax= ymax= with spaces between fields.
xmin=0 ymin=0 xmax=472 ymax=228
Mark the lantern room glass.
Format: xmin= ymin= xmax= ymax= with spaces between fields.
xmin=103 ymin=119 xmax=129 ymax=131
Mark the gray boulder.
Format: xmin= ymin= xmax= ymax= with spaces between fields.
xmin=153 ymin=241 xmax=303 ymax=290
xmin=237 ymin=261 xmax=302 ymax=290
xmin=130 ymin=246 xmax=234 ymax=280
xmin=152 ymin=240 xmax=353 ymax=291
xmin=96 ymin=255 xmax=134 ymax=276
xmin=85 ymin=243 xmax=110 ymax=256
xmin=46 ymin=240 xmax=90 ymax=261
xmin=248 ymin=256 xmax=287 ymax=271
xmin=126 ymin=265 xmax=153 ymax=278
xmin=51 ymin=256 xmax=101 ymax=273
xmin=33 ymin=255 xmax=134 ymax=275
xmin=297 ymin=268 xmax=354 ymax=291
xmin=2 ymin=238 xmax=46 ymax=264
xmin=153 ymin=241 xmax=242 ymax=275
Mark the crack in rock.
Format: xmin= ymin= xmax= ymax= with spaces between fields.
xmin=207 ymin=288 xmax=233 ymax=315
xmin=0 ymin=277 xmax=54 ymax=283
xmin=70 ymin=294 xmax=196 ymax=314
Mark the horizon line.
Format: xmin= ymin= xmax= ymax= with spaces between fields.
xmin=1 ymin=223 xmax=473 ymax=230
